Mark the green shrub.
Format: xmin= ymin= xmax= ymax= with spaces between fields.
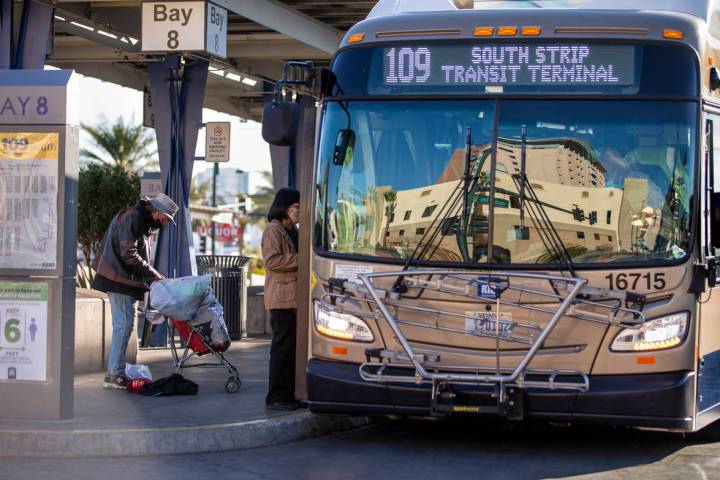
xmin=78 ymin=163 xmax=140 ymax=267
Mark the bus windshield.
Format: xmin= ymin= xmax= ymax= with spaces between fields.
xmin=315 ymin=99 xmax=697 ymax=266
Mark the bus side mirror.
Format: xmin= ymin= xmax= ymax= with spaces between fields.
xmin=262 ymin=101 xmax=300 ymax=146
xmin=333 ymin=129 xmax=356 ymax=166
xmin=711 ymin=68 xmax=720 ymax=91
xmin=709 ymin=258 xmax=718 ymax=287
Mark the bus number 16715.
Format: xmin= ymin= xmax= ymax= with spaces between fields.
xmin=604 ymin=272 xmax=666 ymax=291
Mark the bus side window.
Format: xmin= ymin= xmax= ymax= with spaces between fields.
xmin=711 ymin=116 xmax=720 ymax=255
xmin=713 ymin=192 xmax=720 ymax=254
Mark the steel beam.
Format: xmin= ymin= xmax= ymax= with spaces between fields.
xmin=54 ymin=20 xmax=140 ymax=52
xmin=61 ymin=61 xmax=147 ymax=90
xmin=54 ymin=60 xmax=264 ymax=120
xmin=227 ymin=40 xmax=330 ymax=59
xmin=212 ymin=0 xmax=341 ymax=54
xmin=52 ymin=34 xmax=330 ymax=61
xmin=205 ymin=96 xmax=262 ymax=121
xmin=204 ymin=86 xmax=262 ymax=97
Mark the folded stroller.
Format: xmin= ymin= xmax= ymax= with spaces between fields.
xmin=149 ymin=275 xmax=242 ymax=393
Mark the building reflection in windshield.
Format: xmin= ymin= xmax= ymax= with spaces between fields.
xmin=330 ymin=137 xmax=686 ymax=265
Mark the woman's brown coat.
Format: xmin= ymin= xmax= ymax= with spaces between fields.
xmin=261 ymin=219 xmax=298 ymax=310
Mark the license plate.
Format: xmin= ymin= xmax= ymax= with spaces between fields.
xmin=465 ymin=312 xmax=514 ymax=335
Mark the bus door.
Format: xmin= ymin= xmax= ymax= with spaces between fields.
xmin=698 ymin=113 xmax=720 ymax=423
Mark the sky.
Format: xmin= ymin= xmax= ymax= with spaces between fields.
xmin=70 ymin=71 xmax=273 ymax=190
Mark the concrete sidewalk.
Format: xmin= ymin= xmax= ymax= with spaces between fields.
xmin=0 ymin=338 xmax=367 ymax=458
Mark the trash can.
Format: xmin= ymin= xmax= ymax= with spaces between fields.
xmin=196 ymin=255 xmax=249 ymax=340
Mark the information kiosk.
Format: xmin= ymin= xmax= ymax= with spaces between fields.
xmin=0 ymin=70 xmax=79 ymax=419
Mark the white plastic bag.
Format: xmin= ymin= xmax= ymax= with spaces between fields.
xmin=189 ymin=289 xmax=230 ymax=348
xmin=125 ymin=363 xmax=152 ymax=381
xmin=149 ymin=275 xmax=211 ymax=320
xmin=145 ymin=309 xmax=165 ymax=325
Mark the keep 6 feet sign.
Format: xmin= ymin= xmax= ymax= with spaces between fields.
xmin=142 ymin=1 xmax=227 ymax=58
xmin=0 ymin=282 xmax=48 ymax=382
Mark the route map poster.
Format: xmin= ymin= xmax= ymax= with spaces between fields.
xmin=0 ymin=132 xmax=59 ymax=269
xmin=0 ymin=282 xmax=48 ymax=382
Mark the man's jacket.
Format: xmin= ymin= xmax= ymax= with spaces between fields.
xmin=92 ymin=201 xmax=163 ymax=292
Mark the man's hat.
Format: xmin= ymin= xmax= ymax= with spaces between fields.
xmin=149 ymin=193 xmax=179 ymax=225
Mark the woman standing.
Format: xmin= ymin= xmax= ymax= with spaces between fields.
xmin=262 ymin=188 xmax=301 ymax=410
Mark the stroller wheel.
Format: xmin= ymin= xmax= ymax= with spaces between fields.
xmin=225 ymin=377 xmax=241 ymax=393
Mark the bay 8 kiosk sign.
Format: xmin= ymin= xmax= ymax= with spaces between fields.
xmin=378 ymin=44 xmax=636 ymax=87
xmin=0 ymin=282 xmax=48 ymax=382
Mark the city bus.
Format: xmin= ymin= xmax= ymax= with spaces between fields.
xmin=264 ymin=0 xmax=720 ymax=432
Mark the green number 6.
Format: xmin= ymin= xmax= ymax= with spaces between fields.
xmin=4 ymin=319 xmax=21 ymax=343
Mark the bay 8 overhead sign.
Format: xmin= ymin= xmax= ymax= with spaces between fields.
xmin=142 ymin=0 xmax=227 ymax=58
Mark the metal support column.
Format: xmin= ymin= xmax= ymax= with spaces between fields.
xmin=293 ymin=95 xmax=318 ymax=401
xmin=146 ymin=55 xmax=209 ymax=346
xmin=0 ymin=0 xmax=53 ymax=70
xmin=0 ymin=0 xmax=11 ymax=69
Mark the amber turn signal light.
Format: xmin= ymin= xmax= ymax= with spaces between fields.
xmin=521 ymin=26 xmax=542 ymax=36
xmin=348 ymin=33 xmax=365 ymax=44
xmin=498 ymin=26 xmax=518 ymax=36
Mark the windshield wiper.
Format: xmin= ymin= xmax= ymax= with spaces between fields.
xmin=392 ymin=127 xmax=487 ymax=292
xmin=511 ymin=125 xmax=576 ymax=276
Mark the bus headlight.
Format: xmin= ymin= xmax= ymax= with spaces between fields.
xmin=611 ymin=312 xmax=688 ymax=352
xmin=314 ymin=301 xmax=374 ymax=343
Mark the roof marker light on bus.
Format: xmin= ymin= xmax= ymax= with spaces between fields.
xmin=348 ymin=33 xmax=365 ymax=44
xmin=663 ymin=29 xmax=683 ymax=40
xmin=521 ymin=26 xmax=542 ymax=36
xmin=474 ymin=26 xmax=494 ymax=37
xmin=498 ymin=26 xmax=518 ymax=36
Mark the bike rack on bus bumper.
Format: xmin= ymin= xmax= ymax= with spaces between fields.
xmin=321 ymin=270 xmax=645 ymax=416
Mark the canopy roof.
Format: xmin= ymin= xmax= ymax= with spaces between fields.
xmin=51 ymin=0 xmax=377 ymax=121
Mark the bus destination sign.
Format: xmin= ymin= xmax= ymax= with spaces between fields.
xmin=381 ymin=44 xmax=635 ymax=87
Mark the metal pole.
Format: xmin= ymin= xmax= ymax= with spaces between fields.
xmin=520 ymin=124 xmax=527 ymax=230
xmin=211 ymin=162 xmax=218 ymax=256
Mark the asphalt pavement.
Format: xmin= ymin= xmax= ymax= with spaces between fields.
xmin=6 ymin=417 xmax=720 ymax=479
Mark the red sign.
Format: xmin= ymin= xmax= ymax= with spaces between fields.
xmin=196 ymin=223 xmax=240 ymax=242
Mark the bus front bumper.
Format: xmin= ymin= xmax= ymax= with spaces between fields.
xmin=307 ymin=359 xmax=695 ymax=431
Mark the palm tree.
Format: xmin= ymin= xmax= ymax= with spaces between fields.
xmin=81 ymin=116 xmax=157 ymax=173
xmin=189 ymin=179 xmax=211 ymax=231
xmin=190 ymin=179 xmax=210 ymax=206
xmin=382 ymin=190 xmax=397 ymax=247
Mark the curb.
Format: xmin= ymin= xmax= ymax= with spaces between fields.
xmin=0 ymin=412 xmax=369 ymax=458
